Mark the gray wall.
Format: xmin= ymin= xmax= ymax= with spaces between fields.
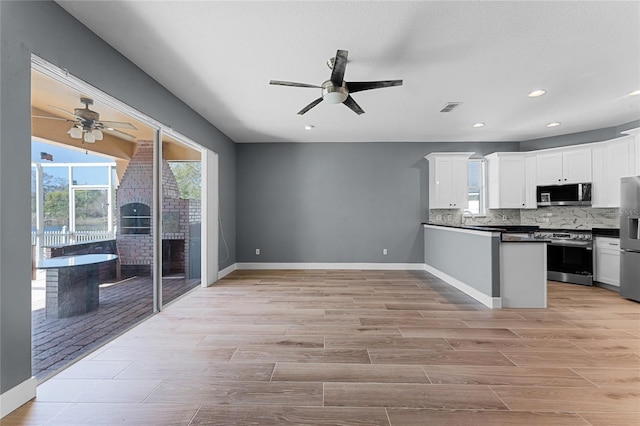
xmin=519 ymin=119 xmax=640 ymax=151
xmin=424 ymin=226 xmax=500 ymax=297
xmin=236 ymin=142 xmax=518 ymax=263
xmin=0 ymin=0 xmax=235 ymax=395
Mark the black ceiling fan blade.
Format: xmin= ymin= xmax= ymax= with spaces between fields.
xmin=347 ymin=80 xmax=403 ymax=93
xmin=343 ymin=95 xmax=365 ymax=115
xmin=270 ymin=80 xmax=321 ymax=89
xmin=330 ymin=50 xmax=348 ymax=86
xmin=297 ymin=97 xmax=324 ymax=115
xmin=99 ymin=120 xmax=138 ymax=130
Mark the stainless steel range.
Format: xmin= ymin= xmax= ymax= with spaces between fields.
xmin=533 ymin=230 xmax=593 ymax=285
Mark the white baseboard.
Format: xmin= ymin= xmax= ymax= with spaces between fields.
xmin=213 ymin=262 xmax=501 ymax=308
xmin=235 ymin=262 xmax=426 ymax=271
xmin=424 ymin=264 xmax=501 ymax=309
xmin=0 ymin=376 xmax=37 ymax=418
xmin=217 ymin=263 xmax=237 ymax=280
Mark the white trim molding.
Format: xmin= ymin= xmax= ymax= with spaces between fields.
xmin=0 ymin=377 xmax=37 ymax=418
xmin=218 ymin=263 xmax=237 ymax=279
xmin=235 ymin=263 xmax=426 ymax=271
xmin=424 ymin=264 xmax=502 ymax=309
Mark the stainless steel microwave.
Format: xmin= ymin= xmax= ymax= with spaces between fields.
xmin=536 ymin=183 xmax=592 ymax=207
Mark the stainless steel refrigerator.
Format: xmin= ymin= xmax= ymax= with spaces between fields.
xmin=620 ymin=176 xmax=640 ymax=302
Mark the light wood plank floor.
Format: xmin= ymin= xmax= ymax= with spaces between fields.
xmin=4 ymin=270 xmax=639 ymax=425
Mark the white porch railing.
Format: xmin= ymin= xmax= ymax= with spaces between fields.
xmin=32 ymin=228 xmax=116 ymax=246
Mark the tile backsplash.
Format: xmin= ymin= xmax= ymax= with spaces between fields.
xmin=429 ymin=207 xmax=620 ymax=229
xmin=520 ymin=206 xmax=619 ymax=229
xmin=429 ymin=209 xmax=521 ymax=227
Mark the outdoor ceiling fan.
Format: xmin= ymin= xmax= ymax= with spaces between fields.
xmin=33 ymin=97 xmax=137 ymax=143
xmin=270 ymin=49 xmax=403 ymax=115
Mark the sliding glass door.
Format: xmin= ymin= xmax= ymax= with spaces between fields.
xmin=160 ymin=133 xmax=202 ymax=305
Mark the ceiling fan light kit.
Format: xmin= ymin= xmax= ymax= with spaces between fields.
xmin=322 ymin=81 xmax=348 ymax=104
xmin=83 ymin=131 xmax=96 ymax=143
xmin=270 ymin=49 xmax=403 ymax=115
xmin=68 ymin=125 xmax=83 ymax=139
xmin=67 ymin=124 xmax=103 ymax=143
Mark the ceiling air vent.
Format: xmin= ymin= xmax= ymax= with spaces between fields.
xmin=440 ymin=102 xmax=462 ymax=113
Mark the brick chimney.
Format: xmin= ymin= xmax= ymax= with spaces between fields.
xmin=116 ymin=141 xmax=189 ymax=277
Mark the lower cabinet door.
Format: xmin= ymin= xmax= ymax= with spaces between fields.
xmin=595 ymin=246 xmax=621 ymax=286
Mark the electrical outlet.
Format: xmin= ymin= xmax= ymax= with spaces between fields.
xmin=383 ymin=249 xmax=388 ymax=255
xmin=436 ymin=214 xmax=442 ymax=220
xmin=502 ymin=215 xmax=507 ymax=221
xmin=447 ymin=214 xmax=452 ymax=221
xmin=255 ymin=248 xmax=260 ymax=255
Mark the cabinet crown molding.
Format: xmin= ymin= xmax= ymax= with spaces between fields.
xmin=425 ymin=152 xmax=474 ymax=160
xmin=621 ymin=127 xmax=640 ymax=136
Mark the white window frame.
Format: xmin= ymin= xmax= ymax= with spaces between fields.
xmin=466 ymin=159 xmax=486 ymax=216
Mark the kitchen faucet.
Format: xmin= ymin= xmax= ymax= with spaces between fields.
xmin=461 ymin=209 xmax=475 ymax=226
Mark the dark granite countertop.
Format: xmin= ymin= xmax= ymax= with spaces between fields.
xmin=423 ymin=223 xmax=544 ymax=242
xmin=501 ymin=234 xmax=549 ymax=243
xmin=423 ymin=223 xmax=503 ymax=233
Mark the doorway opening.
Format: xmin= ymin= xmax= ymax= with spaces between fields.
xmin=30 ymin=56 xmax=217 ymax=381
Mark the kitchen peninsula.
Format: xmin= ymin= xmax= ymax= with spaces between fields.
xmin=423 ymin=224 xmax=547 ymax=308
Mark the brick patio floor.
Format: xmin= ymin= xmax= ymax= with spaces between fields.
xmin=32 ymin=274 xmax=200 ymax=381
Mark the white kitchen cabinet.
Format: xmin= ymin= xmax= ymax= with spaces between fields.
xmin=524 ymin=155 xmax=537 ymax=209
xmin=536 ymin=152 xmax=563 ymax=185
xmin=563 ymin=148 xmax=592 ymax=183
xmin=591 ymin=136 xmax=636 ymax=207
xmin=592 ymin=146 xmax=606 ymax=207
xmin=620 ymin=127 xmax=640 ymax=175
xmin=485 ymin=153 xmax=526 ymax=209
xmin=595 ymin=237 xmax=621 ymax=287
xmin=425 ymin=152 xmax=474 ymax=209
xmin=536 ymin=148 xmax=592 ymax=185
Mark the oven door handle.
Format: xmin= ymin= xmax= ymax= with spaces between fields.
xmin=547 ymin=241 xmax=592 ymax=249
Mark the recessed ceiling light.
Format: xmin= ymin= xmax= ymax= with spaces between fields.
xmin=528 ymin=89 xmax=547 ymax=97
xmin=472 ymin=122 xmax=485 ymax=128
xmin=546 ymin=122 xmax=561 ymax=128
xmin=628 ymin=89 xmax=640 ymax=96
xmin=304 ymin=124 xmax=315 ymax=130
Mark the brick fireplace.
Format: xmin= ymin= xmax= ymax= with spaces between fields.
xmin=116 ymin=141 xmax=190 ymax=278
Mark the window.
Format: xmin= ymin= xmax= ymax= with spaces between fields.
xmin=467 ymin=159 xmax=486 ymax=215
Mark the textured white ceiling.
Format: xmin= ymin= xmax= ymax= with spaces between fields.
xmin=56 ymin=1 xmax=640 ymax=143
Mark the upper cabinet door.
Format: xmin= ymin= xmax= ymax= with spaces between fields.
xmin=433 ymin=156 xmax=454 ymax=208
xmin=485 ymin=153 xmax=526 ymax=209
xmin=524 ymin=155 xmax=537 ymax=209
xmin=451 ymin=156 xmax=470 ymax=208
xmin=591 ymin=146 xmax=608 ymax=207
xmin=536 ymin=152 xmax=563 ymax=185
xmin=606 ymin=136 xmax=635 ymax=206
xmin=562 ymin=148 xmax=592 ymax=183
xmin=536 ymin=148 xmax=592 ymax=185
xmin=425 ymin=152 xmax=474 ymax=209
xmin=499 ymin=155 xmax=526 ymax=208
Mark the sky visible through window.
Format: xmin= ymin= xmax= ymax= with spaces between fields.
xmin=32 ymin=141 xmax=112 ymax=185
xmin=32 ymin=141 xmax=111 ymax=164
